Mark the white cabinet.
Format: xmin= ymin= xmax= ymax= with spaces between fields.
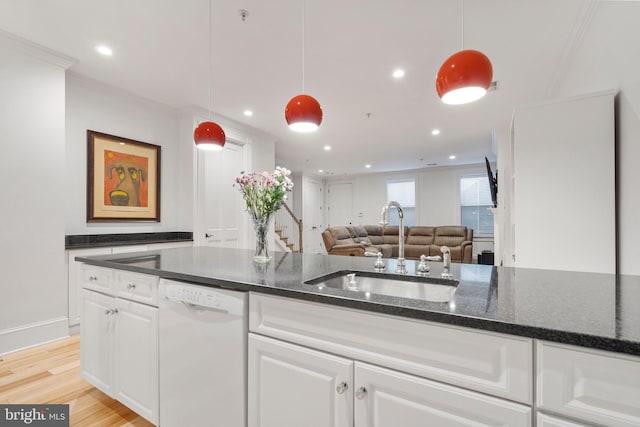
xmin=250 ymin=293 xmax=532 ymax=403
xmin=355 ymin=362 xmax=531 ymax=426
xmin=113 ymin=297 xmax=158 ymax=423
xmin=536 ymin=341 xmax=640 ymax=427
xmin=68 ymin=240 xmax=191 ymax=328
xmin=249 ymin=333 xmax=352 ymax=427
xmin=80 ymin=288 xmax=114 ymax=396
xmin=249 ymin=333 xmax=531 ymax=427
xmin=80 ymin=266 xmax=159 ymax=426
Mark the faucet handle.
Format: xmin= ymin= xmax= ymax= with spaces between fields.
xmin=417 ymin=255 xmax=430 ymax=274
xmin=374 ymin=253 xmax=385 ymax=270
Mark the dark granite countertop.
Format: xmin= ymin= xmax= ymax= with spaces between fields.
xmin=65 ymin=232 xmax=193 ymax=249
xmin=76 ymin=246 xmax=640 ymax=357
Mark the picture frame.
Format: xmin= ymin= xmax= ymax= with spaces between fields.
xmin=87 ymin=130 xmax=161 ymax=222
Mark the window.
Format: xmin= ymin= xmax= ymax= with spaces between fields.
xmin=460 ymin=175 xmax=494 ymax=235
xmin=386 ymin=179 xmax=415 ymax=227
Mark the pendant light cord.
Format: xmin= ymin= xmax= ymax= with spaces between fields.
xmin=302 ymin=0 xmax=306 ymax=94
xmin=461 ymin=0 xmax=464 ymax=49
xmin=208 ymin=0 xmax=212 ymax=120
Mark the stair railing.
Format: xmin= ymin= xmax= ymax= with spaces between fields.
xmin=274 ymin=202 xmax=303 ymax=253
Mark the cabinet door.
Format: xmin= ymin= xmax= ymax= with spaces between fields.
xmin=80 ymin=289 xmax=115 ymax=396
xmin=249 ymin=333 xmax=352 ymax=427
xmin=537 ymin=342 xmax=640 ymax=427
xmin=354 ymin=362 xmax=531 ymax=427
xmin=114 ymin=298 xmax=159 ymax=425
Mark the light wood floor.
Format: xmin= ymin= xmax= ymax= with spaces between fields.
xmin=0 ymin=335 xmax=154 ymax=427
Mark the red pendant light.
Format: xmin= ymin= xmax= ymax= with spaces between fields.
xmin=436 ymin=49 xmax=493 ymax=105
xmin=194 ymin=121 xmax=226 ymax=151
xmin=285 ymin=0 xmax=322 ymax=132
xmin=194 ymin=0 xmax=225 ymax=150
xmin=285 ymin=94 xmax=323 ymax=132
xmin=435 ymin=1 xmax=493 ymax=105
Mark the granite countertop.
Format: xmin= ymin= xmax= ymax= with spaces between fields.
xmin=65 ymin=231 xmax=193 ymax=249
xmin=76 ymin=246 xmax=640 ymax=356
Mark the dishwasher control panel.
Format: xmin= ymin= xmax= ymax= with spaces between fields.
xmin=159 ymin=279 xmax=246 ymax=315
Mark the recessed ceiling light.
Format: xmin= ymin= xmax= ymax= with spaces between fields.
xmin=95 ymin=45 xmax=113 ymax=56
xmin=449 ymin=155 xmax=456 ymax=160
xmin=365 ymin=164 xmax=372 ymax=169
xmin=243 ymin=110 xmax=253 ymax=117
xmin=323 ymin=145 xmax=331 ymax=151
xmin=318 ymin=169 xmax=324 ymax=173
xmin=392 ymin=69 xmax=405 ymax=79
xmin=431 ymin=129 xmax=440 ymax=135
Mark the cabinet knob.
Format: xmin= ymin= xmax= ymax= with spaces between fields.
xmin=127 ymin=283 xmax=136 ymax=290
xmin=104 ymin=309 xmax=111 ymax=315
xmin=89 ymin=276 xmax=98 ymax=281
xmin=336 ymin=382 xmax=348 ymax=394
xmin=355 ymin=387 xmax=367 ymax=400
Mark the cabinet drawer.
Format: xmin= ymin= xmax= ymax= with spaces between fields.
xmin=82 ymin=265 xmax=114 ymax=294
xmin=115 ymin=271 xmax=159 ymax=306
xmin=537 ymin=341 xmax=640 ymax=427
xmin=250 ymin=293 xmax=532 ymax=403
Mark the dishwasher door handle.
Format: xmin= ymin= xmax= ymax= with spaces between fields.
xmin=179 ymin=300 xmax=231 ymax=315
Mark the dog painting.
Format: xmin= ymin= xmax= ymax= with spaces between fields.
xmin=87 ymin=130 xmax=160 ymax=222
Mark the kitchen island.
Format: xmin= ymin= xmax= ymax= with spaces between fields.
xmin=76 ymin=246 xmax=640 ymax=427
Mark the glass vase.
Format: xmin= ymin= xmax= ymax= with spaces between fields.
xmin=252 ymin=214 xmax=272 ymax=263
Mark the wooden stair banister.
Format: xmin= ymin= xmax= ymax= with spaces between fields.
xmin=274 ymin=202 xmax=303 ymax=253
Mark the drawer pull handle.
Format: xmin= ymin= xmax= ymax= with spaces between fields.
xmin=127 ymin=283 xmax=136 ymax=290
xmin=89 ymin=276 xmax=98 ymax=281
xmin=336 ymin=382 xmax=348 ymax=394
xmin=104 ymin=308 xmax=119 ymax=315
xmin=355 ymin=387 xmax=367 ymax=400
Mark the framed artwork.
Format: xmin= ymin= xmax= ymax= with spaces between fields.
xmin=87 ymin=130 xmax=161 ymax=222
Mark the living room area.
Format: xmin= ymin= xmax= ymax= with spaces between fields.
xmin=285 ymin=161 xmax=496 ymax=264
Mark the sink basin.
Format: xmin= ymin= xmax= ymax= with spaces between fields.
xmin=304 ymin=271 xmax=458 ymax=302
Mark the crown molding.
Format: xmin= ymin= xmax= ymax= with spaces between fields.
xmin=0 ymin=29 xmax=75 ymax=69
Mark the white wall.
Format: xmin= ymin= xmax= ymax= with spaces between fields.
xmin=0 ymin=35 xmax=70 ymax=354
xmin=65 ymin=73 xmax=186 ymax=234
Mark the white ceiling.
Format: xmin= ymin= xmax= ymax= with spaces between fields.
xmin=0 ymin=0 xmax=636 ymax=176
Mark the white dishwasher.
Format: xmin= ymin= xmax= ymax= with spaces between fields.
xmin=159 ymin=279 xmax=247 ymax=427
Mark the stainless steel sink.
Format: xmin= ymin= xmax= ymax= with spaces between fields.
xmin=304 ymin=271 xmax=458 ymax=302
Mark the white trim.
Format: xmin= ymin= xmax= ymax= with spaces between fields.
xmin=0 ymin=317 xmax=69 ymax=356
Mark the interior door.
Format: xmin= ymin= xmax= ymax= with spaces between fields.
xmin=303 ymin=178 xmax=324 ymax=253
xmin=327 ymin=183 xmax=353 ymax=227
xmin=199 ymin=142 xmax=247 ymax=248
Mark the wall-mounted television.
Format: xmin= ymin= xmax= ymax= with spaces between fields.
xmin=485 ymin=157 xmax=498 ymax=208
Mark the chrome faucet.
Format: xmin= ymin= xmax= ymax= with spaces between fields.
xmin=380 ymin=201 xmax=406 ymax=274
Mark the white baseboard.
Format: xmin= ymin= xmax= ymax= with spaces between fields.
xmin=0 ymin=317 xmax=69 ymax=356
